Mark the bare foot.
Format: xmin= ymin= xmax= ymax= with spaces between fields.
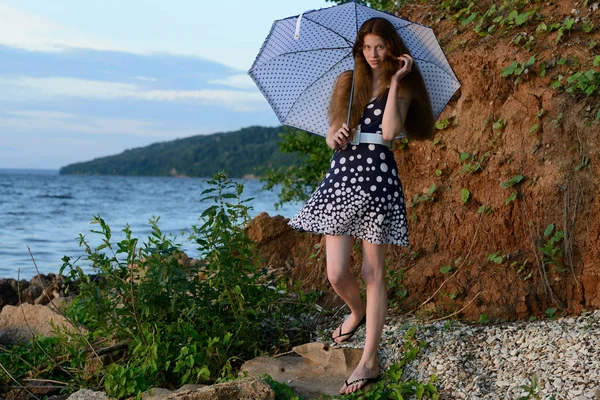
xmin=331 ymin=310 xmax=366 ymax=344
xmin=340 ymin=362 xmax=380 ymax=395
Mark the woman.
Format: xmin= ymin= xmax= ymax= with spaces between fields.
xmin=289 ymin=17 xmax=433 ymax=395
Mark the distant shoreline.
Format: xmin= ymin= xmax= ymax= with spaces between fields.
xmin=0 ymin=168 xmax=59 ymax=174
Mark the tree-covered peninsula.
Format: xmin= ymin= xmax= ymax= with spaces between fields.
xmin=59 ymin=126 xmax=300 ymax=178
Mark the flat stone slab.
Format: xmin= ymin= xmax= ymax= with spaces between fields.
xmin=241 ymin=342 xmax=364 ymax=398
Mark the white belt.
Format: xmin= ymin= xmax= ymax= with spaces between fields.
xmin=349 ymin=132 xmax=394 ymax=150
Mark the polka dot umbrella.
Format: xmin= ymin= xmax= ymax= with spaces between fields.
xmin=248 ymin=0 xmax=460 ymax=139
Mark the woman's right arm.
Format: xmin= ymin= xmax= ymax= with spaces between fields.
xmin=327 ymin=71 xmax=353 ymax=150
xmin=326 ymin=123 xmax=351 ymax=150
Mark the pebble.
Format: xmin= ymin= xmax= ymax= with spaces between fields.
xmin=323 ymin=310 xmax=600 ymax=399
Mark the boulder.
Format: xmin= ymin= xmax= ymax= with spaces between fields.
xmin=66 ymin=389 xmax=113 ymax=399
xmin=142 ymin=385 xmax=207 ymax=400
xmin=166 ymin=376 xmax=274 ymax=400
xmin=0 ymin=303 xmax=86 ymax=343
xmin=0 ymin=279 xmax=20 ymax=308
xmin=241 ymin=342 xmax=365 ymax=398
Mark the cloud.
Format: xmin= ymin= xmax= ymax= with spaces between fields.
xmin=207 ymin=74 xmax=256 ymax=90
xmin=0 ymin=110 xmax=176 ymax=138
xmin=135 ymin=76 xmax=157 ymax=82
xmin=0 ymin=76 xmax=269 ymax=112
xmin=0 ymin=5 xmax=120 ymax=53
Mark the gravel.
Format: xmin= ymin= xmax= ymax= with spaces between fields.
xmin=323 ymin=310 xmax=600 ymax=399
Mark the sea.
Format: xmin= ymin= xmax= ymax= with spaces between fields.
xmin=0 ymin=169 xmax=301 ymax=280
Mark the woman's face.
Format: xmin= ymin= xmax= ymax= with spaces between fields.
xmin=362 ymin=34 xmax=388 ymax=70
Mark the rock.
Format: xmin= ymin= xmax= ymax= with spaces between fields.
xmin=142 ymin=388 xmax=173 ymax=400
xmin=67 ymin=389 xmax=113 ymax=399
xmin=293 ymin=342 xmax=363 ymax=375
xmin=176 ymin=385 xmax=207 ymax=392
xmin=0 ymin=326 xmax=30 ymax=345
xmin=21 ymin=284 xmax=43 ymax=304
xmin=0 ymin=279 xmax=19 ymax=309
xmin=0 ymin=303 xmax=86 ymax=343
xmin=241 ymin=342 xmax=364 ymax=398
xmin=166 ymin=376 xmax=274 ymax=400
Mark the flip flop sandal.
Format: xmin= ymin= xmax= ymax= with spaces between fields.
xmin=331 ymin=315 xmax=366 ymax=343
xmin=344 ymin=375 xmax=380 ymax=392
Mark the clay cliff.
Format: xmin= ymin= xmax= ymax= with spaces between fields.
xmin=248 ymin=0 xmax=600 ymax=321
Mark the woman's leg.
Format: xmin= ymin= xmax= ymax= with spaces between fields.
xmin=341 ymin=240 xmax=387 ymax=395
xmin=326 ymin=235 xmax=366 ymax=343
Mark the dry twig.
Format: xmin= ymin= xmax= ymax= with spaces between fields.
xmin=27 ymin=246 xmax=103 ymax=362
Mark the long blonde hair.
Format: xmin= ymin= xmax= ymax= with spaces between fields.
xmin=328 ymin=18 xmax=434 ymax=140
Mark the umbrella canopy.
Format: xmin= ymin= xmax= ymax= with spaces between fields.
xmin=248 ymin=1 xmax=460 ymax=138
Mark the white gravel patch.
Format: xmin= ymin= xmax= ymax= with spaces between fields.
xmin=320 ymin=310 xmax=600 ymax=399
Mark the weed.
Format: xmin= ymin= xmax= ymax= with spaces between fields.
xmin=460 ymin=188 xmax=471 ymax=204
xmin=459 ymin=151 xmax=490 ymax=174
xmin=500 ymin=174 xmax=524 ymax=188
xmin=3 ymin=174 xmax=320 ymax=399
xmin=440 ymin=265 xmax=453 ymax=274
xmin=518 ymin=373 xmax=541 ymax=399
xmin=510 ymin=259 xmax=533 ymax=280
xmin=505 ymin=191 xmax=518 ymax=205
xmin=410 ymin=184 xmax=437 ymax=207
xmin=488 ymin=251 xmax=507 ymax=264
xmin=502 ymin=55 xmax=537 ymax=84
xmin=493 ymin=118 xmax=507 ymax=131
xmin=387 ymin=264 xmax=408 ymax=309
xmin=435 ymin=117 xmax=453 ymax=130
xmin=327 ymin=326 xmax=439 ymax=399
xmin=539 ymin=223 xmax=565 ymax=273
xmin=477 ymin=205 xmax=492 ymax=215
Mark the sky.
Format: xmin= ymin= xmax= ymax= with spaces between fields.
xmin=0 ymin=0 xmax=331 ymax=169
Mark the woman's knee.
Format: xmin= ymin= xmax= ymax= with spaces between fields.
xmin=328 ymin=266 xmax=351 ymax=287
xmin=361 ymin=266 xmax=385 ymax=286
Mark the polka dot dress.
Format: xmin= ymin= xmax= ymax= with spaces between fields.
xmin=288 ymin=95 xmax=409 ymax=246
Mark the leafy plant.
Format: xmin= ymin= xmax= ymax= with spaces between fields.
xmin=0 ymin=173 xmax=321 ymax=399
xmin=410 ymin=184 xmax=437 ymax=207
xmin=264 ymin=375 xmax=302 ymax=400
xmin=334 ymin=325 xmax=439 ymax=399
xmin=500 ymin=174 xmax=524 ymax=188
xmin=492 ymin=118 xmax=506 ymax=131
xmin=435 ymin=117 xmax=452 ymax=130
xmin=488 ymin=251 xmax=507 ymax=264
xmin=519 ymin=373 xmax=541 ymax=399
xmin=539 ymin=223 xmax=565 ymax=273
xmin=502 ymin=55 xmax=537 ymax=84
xmin=460 ymin=188 xmax=471 ymax=204
xmin=510 ymin=259 xmax=533 ymax=280
xmin=477 ymin=205 xmax=492 ymax=215
xmin=505 ymin=191 xmax=518 ymax=205
xmin=459 ymin=151 xmax=490 ymax=174
xmin=386 ymin=264 xmax=408 ymax=308
xmin=440 ymin=265 xmax=453 ymax=274
xmin=555 ymin=17 xmax=576 ymax=43
xmin=261 ymin=127 xmax=331 ymax=208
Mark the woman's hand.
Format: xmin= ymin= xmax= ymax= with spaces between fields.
xmin=333 ymin=123 xmax=352 ymax=149
xmin=393 ymin=54 xmax=413 ymax=83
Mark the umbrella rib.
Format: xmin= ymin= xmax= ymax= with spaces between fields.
xmin=282 ymin=51 xmax=353 ymax=122
xmin=301 ymin=16 xmax=354 ymax=46
xmin=269 ymin=47 xmax=352 ymax=58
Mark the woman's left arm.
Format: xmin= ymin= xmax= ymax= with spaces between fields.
xmin=381 ymin=54 xmax=414 ymax=141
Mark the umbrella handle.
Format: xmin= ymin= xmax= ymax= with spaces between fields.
xmin=346 ymin=71 xmax=355 ymax=127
